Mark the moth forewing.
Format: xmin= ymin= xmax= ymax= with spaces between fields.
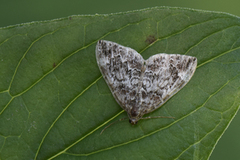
xmin=96 ymin=40 xmax=197 ymax=126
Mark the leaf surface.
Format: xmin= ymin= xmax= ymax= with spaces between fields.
xmin=0 ymin=7 xmax=240 ymax=160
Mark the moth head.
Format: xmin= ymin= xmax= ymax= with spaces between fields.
xmin=129 ymin=118 xmax=138 ymax=125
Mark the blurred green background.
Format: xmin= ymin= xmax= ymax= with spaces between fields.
xmin=1 ymin=0 xmax=239 ymax=159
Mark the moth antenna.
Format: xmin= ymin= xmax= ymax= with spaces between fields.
xmin=100 ymin=117 xmax=128 ymax=135
xmin=141 ymin=116 xmax=175 ymax=120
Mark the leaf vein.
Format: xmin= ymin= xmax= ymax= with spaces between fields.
xmin=72 ymin=73 xmax=239 ymax=156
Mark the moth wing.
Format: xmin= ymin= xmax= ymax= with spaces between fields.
xmin=139 ymin=54 xmax=197 ymax=115
xmin=96 ymin=40 xmax=144 ymax=112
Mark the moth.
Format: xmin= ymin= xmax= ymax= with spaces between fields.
xmin=96 ymin=40 xmax=197 ymax=127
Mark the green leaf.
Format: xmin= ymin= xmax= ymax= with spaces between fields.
xmin=0 ymin=6 xmax=240 ymax=160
